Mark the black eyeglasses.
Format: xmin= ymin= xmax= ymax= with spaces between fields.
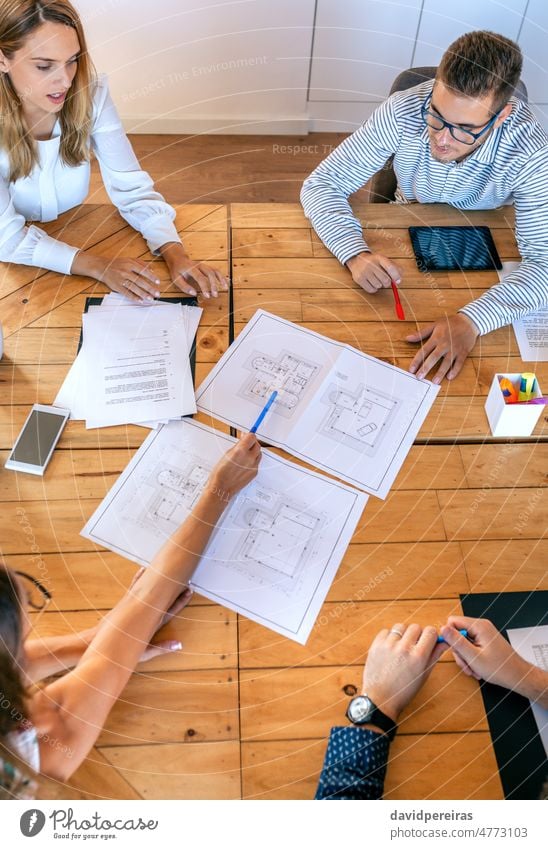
xmin=14 ymin=571 xmax=52 ymax=612
xmin=421 ymin=93 xmax=500 ymax=145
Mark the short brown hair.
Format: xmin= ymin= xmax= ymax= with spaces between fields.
xmin=437 ymin=30 xmax=523 ymax=113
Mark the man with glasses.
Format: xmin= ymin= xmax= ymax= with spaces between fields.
xmin=301 ymin=31 xmax=548 ymax=383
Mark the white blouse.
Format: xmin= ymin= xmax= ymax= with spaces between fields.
xmin=0 ymin=74 xmax=181 ymax=275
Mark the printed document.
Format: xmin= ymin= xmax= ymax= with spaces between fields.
xmin=507 ymin=624 xmax=548 ymax=756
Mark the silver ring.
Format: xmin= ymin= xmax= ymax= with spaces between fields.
xmin=390 ymin=628 xmax=404 ymax=638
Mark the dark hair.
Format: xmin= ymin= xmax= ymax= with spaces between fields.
xmin=0 ymin=564 xmax=27 ymax=738
xmin=437 ymin=30 xmax=523 ymax=113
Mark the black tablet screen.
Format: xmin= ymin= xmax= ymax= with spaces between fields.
xmin=409 ymin=226 xmax=502 ymax=271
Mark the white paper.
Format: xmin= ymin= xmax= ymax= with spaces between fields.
xmin=498 ymin=261 xmax=548 ymax=362
xmin=513 ymin=308 xmax=548 ymax=362
xmin=81 ymin=418 xmax=367 ymax=644
xmin=53 ymin=296 xmax=202 ymax=429
xmin=507 ymin=624 xmax=548 ymax=756
xmin=195 ymin=310 xmax=439 ymax=498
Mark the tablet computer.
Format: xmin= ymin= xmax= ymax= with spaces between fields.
xmin=408 ymin=225 xmax=502 ymax=271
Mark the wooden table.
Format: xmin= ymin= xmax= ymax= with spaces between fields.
xmin=1 ymin=201 xmax=546 ymax=800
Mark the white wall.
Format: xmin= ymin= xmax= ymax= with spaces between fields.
xmin=75 ymin=0 xmax=548 ymax=134
xmin=308 ymin=0 xmax=548 ymax=132
xmin=76 ymin=0 xmax=315 ymax=133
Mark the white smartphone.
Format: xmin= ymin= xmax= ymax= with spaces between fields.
xmin=5 ymin=404 xmax=70 ymax=476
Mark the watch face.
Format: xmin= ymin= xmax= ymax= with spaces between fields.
xmin=348 ymin=695 xmax=374 ymax=723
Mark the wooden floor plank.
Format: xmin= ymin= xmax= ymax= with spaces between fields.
xmin=57 ymin=747 xmax=142 ymax=800
xmin=327 ymin=541 xmax=469 ymax=602
xmin=460 ymin=444 xmax=548 ymax=489
xmin=29 ymin=606 xmax=237 ymax=672
xmin=100 ymin=741 xmax=241 ymax=799
xmin=438 ymin=488 xmax=548 ymax=541
xmin=241 ymin=733 xmax=503 ymax=799
xmin=232 ymin=257 xmax=503 ymax=291
xmin=239 ymin=599 xmax=462 ymax=669
xmin=29 ymin=289 xmax=229 ymax=328
xmin=230 ymin=202 xmax=513 ymax=230
xmin=96 ymin=669 xmax=238 ymax=747
xmin=462 ymin=539 xmax=548 ymax=593
xmin=239 ymin=663 xmax=486 ymax=741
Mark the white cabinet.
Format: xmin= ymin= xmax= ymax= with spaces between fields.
xmin=309 ymin=0 xmax=422 ymax=102
xmin=518 ymin=0 xmax=548 ymax=104
xmin=413 ymin=0 xmax=527 ymax=67
xmin=78 ymin=0 xmax=315 ymax=132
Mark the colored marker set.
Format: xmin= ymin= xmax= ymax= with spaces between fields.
xmin=498 ymin=372 xmax=543 ymax=405
xmin=485 ymin=372 xmax=545 ymax=437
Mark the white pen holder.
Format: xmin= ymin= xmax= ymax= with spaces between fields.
xmin=485 ymin=373 xmax=543 ymax=437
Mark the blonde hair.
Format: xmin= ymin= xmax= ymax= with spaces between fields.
xmin=0 ymin=0 xmax=96 ymax=182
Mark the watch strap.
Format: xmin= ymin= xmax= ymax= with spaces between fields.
xmin=346 ymin=697 xmax=398 ymax=741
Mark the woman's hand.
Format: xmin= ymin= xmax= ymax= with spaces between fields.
xmin=208 ymin=433 xmax=261 ymax=503
xmin=129 ymin=570 xmax=193 ymax=662
xmin=440 ymin=616 xmax=532 ymax=688
xmin=159 ymin=241 xmax=229 ymax=299
xmin=72 ymin=252 xmax=162 ymax=303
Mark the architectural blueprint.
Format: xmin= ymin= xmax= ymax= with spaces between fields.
xmin=196 ymin=310 xmax=440 ymax=498
xmin=239 ymin=350 xmax=321 ymax=418
xmin=81 ymin=419 xmax=367 ymax=644
xmin=319 ymin=381 xmax=398 ymax=455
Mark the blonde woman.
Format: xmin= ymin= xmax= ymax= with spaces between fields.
xmin=0 ymin=0 xmax=227 ymax=301
xmin=0 ymin=433 xmax=261 ymax=797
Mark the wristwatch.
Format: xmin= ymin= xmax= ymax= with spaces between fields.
xmin=346 ymin=694 xmax=398 ymax=741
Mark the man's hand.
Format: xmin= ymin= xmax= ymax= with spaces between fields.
xmin=346 ymin=251 xmax=403 ymax=294
xmin=160 ymin=242 xmax=229 ymax=299
xmin=362 ymin=624 xmax=447 ymax=721
xmin=406 ymin=313 xmax=479 ymax=383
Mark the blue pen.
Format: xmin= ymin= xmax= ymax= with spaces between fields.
xmin=250 ymin=390 xmax=278 ymax=434
xmin=437 ymin=628 xmax=468 ymax=644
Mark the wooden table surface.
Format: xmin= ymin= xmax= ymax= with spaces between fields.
xmin=1 ymin=201 xmax=546 ymax=800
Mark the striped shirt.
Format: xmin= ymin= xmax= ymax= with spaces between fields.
xmin=301 ymin=79 xmax=548 ymax=335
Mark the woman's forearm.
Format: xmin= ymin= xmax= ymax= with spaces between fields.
xmin=71 ymin=250 xmax=107 ymax=280
xmin=24 ymin=628 xmax=98 ymax=682
xmin=516 ymin=664 xmax=548 ymax=709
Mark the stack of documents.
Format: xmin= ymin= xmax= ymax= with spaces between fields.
xmin=54 ymin=293 xmax=202 ymax=429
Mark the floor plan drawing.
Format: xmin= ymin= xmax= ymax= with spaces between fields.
xmin=81 ymin=418 xmax=367 ymax=643
xmin=122 ymin=456 xmax=210 ymax=538
xmin=319 ymin=382 xmax=399 ymax=455
xmin=210 ymin=489 xmax=324 ymax=596
xmin=238 ymin=350 xmax=321 ymax=418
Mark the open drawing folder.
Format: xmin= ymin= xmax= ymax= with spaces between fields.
xmin=196 ymin=310 xmax=439 ymax=498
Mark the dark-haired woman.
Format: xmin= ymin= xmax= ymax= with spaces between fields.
xmin=0 ymin=434 xmax=261 ymax=797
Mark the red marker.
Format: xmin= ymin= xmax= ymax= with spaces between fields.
xmin=391 ymin=281 xmax=405 ymax=320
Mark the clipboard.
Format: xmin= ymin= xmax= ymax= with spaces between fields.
xmin=460 ymin=591 xmax=548 ymax=799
